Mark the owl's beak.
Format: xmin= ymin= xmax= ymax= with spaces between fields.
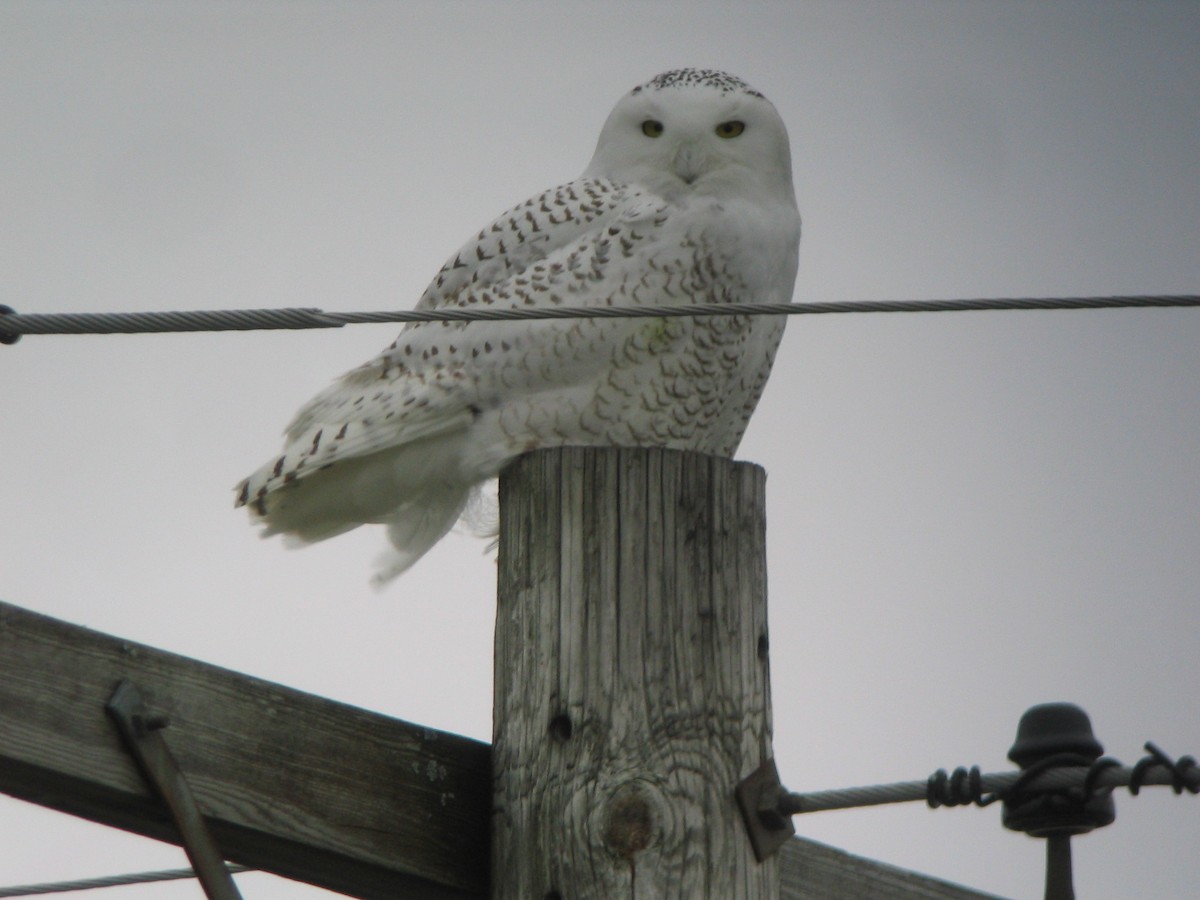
xmin=673 ymin=144 xmax=706 ymax=185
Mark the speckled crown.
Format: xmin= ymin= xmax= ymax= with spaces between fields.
xmin=632 ymin=68 xmax=764 ymax=98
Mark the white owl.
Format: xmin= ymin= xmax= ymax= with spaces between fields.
xmin=237 ymin=68 xmax=800 ymax=582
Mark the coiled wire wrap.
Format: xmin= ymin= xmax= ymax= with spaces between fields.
xmin=923 ymin=741 xmax=1199 ymax=811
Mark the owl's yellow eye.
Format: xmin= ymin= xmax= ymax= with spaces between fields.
xmin=715 ymin=120 xmax=745 ymax=139
xmin=641 ymin=119 xmax=664 ymax=138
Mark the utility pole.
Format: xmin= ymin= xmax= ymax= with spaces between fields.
xmin=0 ymin=447 xmax=1000 ymax=900
xmin=492 ymin=447 xmax=775 ymax=897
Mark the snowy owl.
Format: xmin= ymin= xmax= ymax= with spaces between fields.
xmin=237 ymin=68 xmax=800 ymax=582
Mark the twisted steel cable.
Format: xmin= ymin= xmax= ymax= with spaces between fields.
xmin=1 ymin=295 xmax=1197 ymax=343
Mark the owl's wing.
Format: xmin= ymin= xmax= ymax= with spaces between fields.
xmin=236 ymin=177 xmax=661 ymax=509
xmin=414 ymin=178 xmax=631 ymax=312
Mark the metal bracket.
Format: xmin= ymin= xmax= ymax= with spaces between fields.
xmin=736 ymin=757 xmax=797 ymax=861
xmin=107 ymin=680 xmax=246 ymax=900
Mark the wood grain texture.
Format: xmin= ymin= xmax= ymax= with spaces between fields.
xmin=779 ymin=837 xmax=1005 ymax=899
xmin=493 ymin=447 xmax=776 ymax=898
xmin=0 ymin=601 xmax=489 ymax=899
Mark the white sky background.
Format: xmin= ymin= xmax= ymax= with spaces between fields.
xmin=1 ymin=1 xmax=1197 ymax=897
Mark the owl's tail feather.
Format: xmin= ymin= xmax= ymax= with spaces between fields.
xmin=370 ymin=487 xmax=472 ymax=587
xmin=245 ymin=431 xmax=475 ymax=580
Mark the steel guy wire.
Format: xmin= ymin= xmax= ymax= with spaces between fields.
xmin=780 ymin=747 xmax=1198 ymax=815
xmin=1 ymin=295 xmax=1198 ymax=343
xmin=0 ymin=865 xmax=253 ymax=898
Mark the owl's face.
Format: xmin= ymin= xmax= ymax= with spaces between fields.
xmin=585 ymin=70 xmax=795 ymax=207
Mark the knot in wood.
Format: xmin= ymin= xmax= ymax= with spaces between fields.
xmin=601 ymin=784 xmax=657 ymax=860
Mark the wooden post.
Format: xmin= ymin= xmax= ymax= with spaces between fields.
xmin=492 ymin=447 xmax=775 ymax=897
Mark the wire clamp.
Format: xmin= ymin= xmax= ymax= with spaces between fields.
xmin=106 ymin=680 xmax=245 ymax=900
xmin=735 ymin=758 xmax=799 ymax=861
xmin=0 ymin=305 xmax=19 ymax=345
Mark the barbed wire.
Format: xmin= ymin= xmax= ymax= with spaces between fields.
xmin=0 ymin=865 xmax=253 ymax=897
xmin=1 ymin=295 xmax=1197 ymax=343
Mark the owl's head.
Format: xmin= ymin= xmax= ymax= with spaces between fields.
xmin=585 ymin=69 xmax=796 ymax=206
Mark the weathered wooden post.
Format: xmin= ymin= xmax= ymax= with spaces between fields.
xmin=492 ymin=446 xmax=775 ymax=898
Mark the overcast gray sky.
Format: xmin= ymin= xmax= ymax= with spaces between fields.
xmin=2 ymin=2 xmax=1197 ymax=898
